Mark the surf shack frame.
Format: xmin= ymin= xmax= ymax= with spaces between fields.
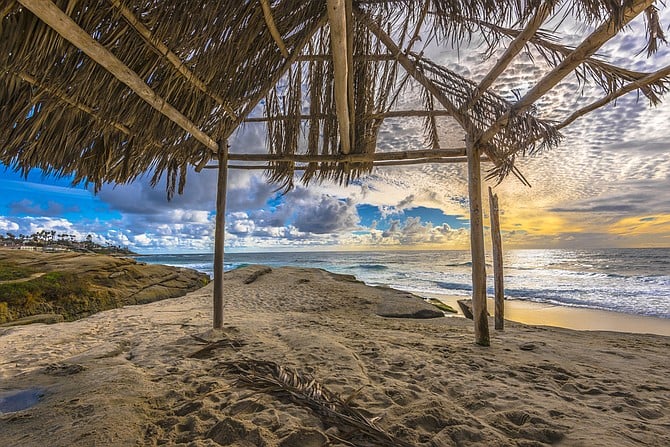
xmin=2 ymin=0 xmax=669 ymax=346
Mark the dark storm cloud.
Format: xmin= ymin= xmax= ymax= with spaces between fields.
xmin=9 ymin=199 xmax=78 ymax=216
xmin=293 ymin=196 xmax=359 ymax=234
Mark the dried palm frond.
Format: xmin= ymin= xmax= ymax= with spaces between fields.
xmin=223 ymin=359 xmax=413 ymax=447
xmin=407 ymin=52 xmax=562 ymax=181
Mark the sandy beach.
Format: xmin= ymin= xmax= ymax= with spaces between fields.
xmin=1 ymin=265 xmax=669 ymax=446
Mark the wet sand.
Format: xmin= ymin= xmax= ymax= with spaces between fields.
xmin=432 ymin=295 xmax=670 ymax=337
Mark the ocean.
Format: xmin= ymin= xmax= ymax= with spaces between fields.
xmin=136 ymin=248 xmax=670 ymax=319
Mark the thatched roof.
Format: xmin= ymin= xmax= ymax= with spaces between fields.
xmin=1 ymin=0 xmax=668 ymax=196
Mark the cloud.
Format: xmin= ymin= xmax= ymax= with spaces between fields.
xmin=9 ymin=199 xmax=64 ymax=216
xmin=379 ymin=216 xmax=467 ymax=246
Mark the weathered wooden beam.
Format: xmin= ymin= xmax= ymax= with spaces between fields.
xmin=244 ymin=109 xmax=452 ymax=122
xmin=212 ymin=141 xmax=228 ymax=329
xmin=106 ymin=0 xmax=237 ymax=120
xmin=557 ymin=63 xmax=670 ymax=130
xmin=18 ymin=0 xmax=219 ymax=152
xmin=489 ymin=186 xmax=504 ymax=331
xmin=221 ymin=156 xmax=490 ymax=170
xmin=226 ymin=148 xmax=465 ymax=162
xmin=345 ymin=0 xmax=355 ymax=149
xmin=465 ymin=2 xmax=554 ymax=110
xmin=328 ymin=0 xmax=352 ymax=154
xmin=296 ymin=54 xmax=396 ymax=62
xmin=260 ymin=0 xmax=289 ymax=58
xmin=477 ymin=0 xmax=654 ymax=147
xmin=467 ymin=137 xmax=490 ymax=346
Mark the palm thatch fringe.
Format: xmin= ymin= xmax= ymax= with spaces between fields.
xmin=1 ymin=1 xmax=16 ymax=19
xmin=223 ymin=359 xmax=414 ymax=447
xmin=106 ymin=0 xmax=237 ymax=119
xmin=0 ymin=0 xmax=667 ymax=194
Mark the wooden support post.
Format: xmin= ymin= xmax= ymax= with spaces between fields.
xmin=327 ymin=0 xmax=352 ymax=154
xmin=467 ymin=137 xmax=490 ymax=346
xmin=212 ymin=141 xmax=228 ymax=329
xmin=489 ymin=186 xmax=504 ymax=331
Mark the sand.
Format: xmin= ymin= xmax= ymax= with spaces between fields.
xmin=1 ymin=265 xmax=669 ymax=446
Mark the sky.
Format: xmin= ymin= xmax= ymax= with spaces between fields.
xmin=1 ymin=7 xmax=669 ymax=254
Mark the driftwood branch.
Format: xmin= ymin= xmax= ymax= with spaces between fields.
xmin=224 ymin=148 xmax=465 ymax=163
xmin=557 ymin=64 xmax=670 ymax=130
xmin=465 ymin=2 xmax=554 ymax=110
xmin=244 ymin=109 xmax=452 ymax=122
xmin=357 ymin=8 xmax=471 ymax=132
xmin=260 ymin=0 xmax=289 ymax=58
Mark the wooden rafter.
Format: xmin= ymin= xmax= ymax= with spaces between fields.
xmin=328 ymin=0 xmax=352 ymax=154
xmin=557 ymin=64 xmax=670 ymax=130
xmin=106 ymin=0 xmax=237 ymax=120
xmin=476 ymin=0 xmax=655 ymax=147
xmin=297 ymin=54 xmax=396 ymax=62
xmin=259 ymin=0 xmax=289 ymax=58
xmin=17 ymin=0 xmax=219 ymax=152
xmin=465 ymin=1 xmax=554 ymax=110
xmin=345 ymin=0 xmax=355 ymax=149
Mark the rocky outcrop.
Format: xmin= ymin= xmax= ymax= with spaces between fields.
xmin=0 ymin=249 xmax=209 ymax=324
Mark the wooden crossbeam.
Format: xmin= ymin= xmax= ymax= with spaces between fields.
xmin=464 ymin=2 xmax=554 ymax=110
xmin=476 ymin=0 xmax=654 ymax=147
xmin=557 ymin=64 xmax=670 ymax=130
xmin=296 ymin=54 xmax=396 ymax=62
xmin=244 ymin=109 xmax=452 ymax=122
xmin=226 ymin=148 xmax=466 ymax=163
xmin=260 ymin=0 xmax=289 ymax=58
xmin=328 ymin=0 xmax=352 ymax=154
xmin=223 ymin=156 xmax=489 ymax=170
xmin=17 ymin=0 xmax=219 ymax=153
xmin=106 ymin=0 xmax=237 ymax=120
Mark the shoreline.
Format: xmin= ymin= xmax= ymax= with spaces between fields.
xmin=427 ymin=293 xmax=670 ymax=337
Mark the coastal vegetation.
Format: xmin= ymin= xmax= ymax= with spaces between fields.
xmin=0 ymin=249 xmax=209 ymax=325
xmin=0 ymin=231 xmax=134 ymax=255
